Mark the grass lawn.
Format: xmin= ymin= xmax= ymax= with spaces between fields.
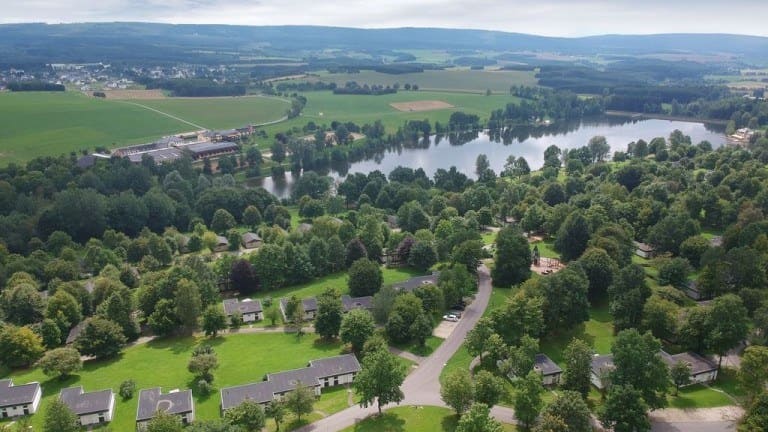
xmin=540 ymin=302 xmax=615 ymax=365
xmin=481 ymin=231 xmax=498 ymax=246
xmin=340 ymin=405 xmax=517 ymax=432
xmin=392 ymin=336 xmax=444 ymax=357
xmin=135 ymin=96 xmax=290 ymax=130
xmin=667 ymin=384 xmax=733 ymax=409
xmin=1 ymin=333 xmax=344 ymax=431
xmin=529 ymin=239 xmax=559 ymax=258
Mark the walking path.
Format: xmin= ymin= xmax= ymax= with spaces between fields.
xmin=120 ymin=101 xmax=208 ymax=129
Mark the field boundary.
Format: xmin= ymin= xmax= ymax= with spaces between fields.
xmin=119 ymin=101 xmax=208 ymax=129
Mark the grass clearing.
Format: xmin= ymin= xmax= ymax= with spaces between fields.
xmin=135 ymin=96 xmax=290 ymax=129
xmin=392 ymin=336 xmax=444 ymax=357
xmin=1 ymin=333 xmax=344 ymax=431
xmin=540 ymin=302 xmax=615 ymax=365
xmin=340 ymin=405 xmax=517 ymax=432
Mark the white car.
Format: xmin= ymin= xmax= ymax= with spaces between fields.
xmin=443 ymin=314 xmax=459 ymax=322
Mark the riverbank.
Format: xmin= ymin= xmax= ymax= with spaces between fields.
xmin=605 ymin=110 xmax=729 ymax=125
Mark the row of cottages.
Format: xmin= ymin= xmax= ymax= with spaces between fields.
xmin=180 ymin=232 xmax=261 ymax=254
xmin=221 ymin=355 xmax=360 ymax=411
xmin=590 ymin=351 xmax=718 ymax=390
xmin=136 ymin=388 xmax=195 ymax=431
xmin=60 ymin=387 xmax=115 ymax=426
xmin=223 ymin=298 xmax=264 ymax=323
xmin=279 ymin=295 xmax=373 ymax=322
xmin=504 ymin=354 xmax=563 ymax=386
xmin=0 ymin=380 xmax=41 ymax=419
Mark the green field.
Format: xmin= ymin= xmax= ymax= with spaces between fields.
xmin=1 ymin=333 xmax=344 ymax=431
xmin=0 ymin=92 xmax=290 ymax=165
xmin=340 ymin=405 xmax=517 ymax=432
xmin=301 ymin=69 xmax=538 ymax=93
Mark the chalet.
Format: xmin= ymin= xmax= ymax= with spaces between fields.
xmin=681 ymin=280 xmax=711 ymax=301
xmin=66 ymin=321 xmax=88 ymax=345
xmin=0 ymin=379 xmax=42 ymax=418
xmin=633 ymin=241 xmax=656 ymax=259
xmin=241 ymin=232 xmax=262 ymax=249
xmin=184 ymin=141 xmax=239 ymax=160
xmin=590 ymin=354 xmax=615 ymax=390
xmin=213 ymin=236 xmax=229 ymax=253
xmin=223 ymin=298 xmax=263 ymax=322
xmin=279 ymin=297 xmax=318 ymax=322
xmin=341 ymin=295 xmax=373 ymax=312
xmin=136 ymin=388 xmax=194 ymax=430
xmin=60 ymin=387 xmax=115 ymax=426
xmin=533 ymin=354 xmax=563 ymax=386
xmin=709 ymin=236 xmax=723 ymax=247
xmin=220 ymin=354 xmax=360 ymax=410
xmin=391 ymin=272 xmax=440 ymax=293
xmin=660 ymin=351 xmax=718 ymax=385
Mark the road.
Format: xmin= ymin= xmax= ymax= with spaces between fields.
xmin=296 ymin=265 xmax=494 ymax=431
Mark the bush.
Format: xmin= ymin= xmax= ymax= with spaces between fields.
xmin=119 ymin=379 xmax=137 ymax=399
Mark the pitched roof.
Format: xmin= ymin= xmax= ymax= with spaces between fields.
xmin=60 ymin=387 xmax=114 ymax=415
xmin=591 ymin=354 xmax=615 ymax=376
xmin=66 ymin=321 xmax=88 ymax=344
xmin=216 ymin=235 xmax=229 ymax=245
xmin=633 ymin=241 xmax=655 ymax=252
xmin=241 ymin=232 xmax=261 ymax=243
xmin=221 ymin=381 xmax=277 ymax=408
xmin=391 ymin=272 xmax=440 ymax=292
xmin=534 ymin=354 xmax=562 ymax=376
xmin=223 ymin=298 xmax=263 ymax=316
xmin=660 ymin=351 xmax=718 ymax=375
xmin=341 ymin=295 xmax=373 ymax=311
xmin=0 ymin=380 xmax=40 ymax=408
xmin=280 ymin=297 xmax=318 ymax=312
xmin=309 ymin=355 xmax=362 ymax=378
xmin=136 ymin=388 xmax=193 ymax=421
xmin=185 ymin=141 xmax=239 ymax=155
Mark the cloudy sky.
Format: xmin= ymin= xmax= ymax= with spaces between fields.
xmin=2 ymin=0 xmax=767 ymax=37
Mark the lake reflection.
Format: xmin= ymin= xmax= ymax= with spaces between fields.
xmin=253 ymin=116 xmax=726 ymax=198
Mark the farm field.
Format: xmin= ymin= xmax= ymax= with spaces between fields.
xmin=0 ymin=92 xmax=292 ymax=165
xmin=1 ymin=333 xmax=345 ymax=431
xmin=300 ymin=69 xmax=538 ymax=93
xmin=340 ymin=405 xmax=517 ymax=432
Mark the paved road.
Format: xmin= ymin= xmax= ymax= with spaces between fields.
xmin=296 ymin=265 xmax=494 ymax=431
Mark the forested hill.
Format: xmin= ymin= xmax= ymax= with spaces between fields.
xmin=1 ymin=23 xmax=768 ymax=65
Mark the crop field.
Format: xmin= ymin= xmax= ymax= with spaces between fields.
xmin=301 ymin=69 xmax=538 ymax=93
xmin=0 ymin=92 xmax=292 ymax=165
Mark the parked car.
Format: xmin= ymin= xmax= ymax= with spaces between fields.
xmin=449 ymin=310 xmax=463 ymax=318
xmin=442 ymin=314 xmax=459 ymax=322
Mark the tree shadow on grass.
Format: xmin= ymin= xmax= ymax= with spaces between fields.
xmin=145 ymin=335 xmax=197 ymax=354
xmin=353 ymin=413 xmax=406 ymax=432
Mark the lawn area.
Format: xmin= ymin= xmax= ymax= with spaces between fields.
xmin=529 ymin=239 xmax=559 ymax=258
xmin=136 ymin=95 xmax=291 ymax=130
xmin=540 ymin=302 xmax=615 ymax=365
xmin=392 ymin=335 xmax=444 ymax=357
xmin=1 ymin=333 xmax=344 ymax=431
xmin=340 ymin=405 xmax=517 ymax=432
xmin=0 ymin=91 xmax=190 ymax=165
xmin=667 ymin=384 xmax=733 ymax=409
xmin=481 ymin=230 xmax=498 ymax=246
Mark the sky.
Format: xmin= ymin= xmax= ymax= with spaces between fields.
xmin=2 ymin=0 xmax=767 ymax=37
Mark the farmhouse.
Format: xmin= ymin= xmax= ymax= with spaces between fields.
xmin=59 ymin=387 xmax=115 ymax=426
xmin=661 ymin=351 xmax=718 ymax=385
xmin=0 ymin=379 xmax=42 ymax=418
xmin=241 ymin=232 xmax=262 ymax=249
xmin=533 ymin=354 xmax=563 ymax=386
xmin=590 ymin=354 xmax=615 ymax=390
xmin=184 ymin=141 xmax=239 ymax=160
xmin=213 ymin=235 xmax=229 ymax=252
xmin=391 ymin=272 xmax=440 ymax=292
xmin=220 ymin=354 xmax=360 ymax=410
xmin=633 ymin=241 xmax=656 ymax=259
xmin=136 ymin=388 xmax=194 ymax=430
xmin=223 ymin=298 xmax=263 ymax=322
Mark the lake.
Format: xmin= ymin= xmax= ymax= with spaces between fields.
xmin=255 ymin=116 xmax=726 ymax=198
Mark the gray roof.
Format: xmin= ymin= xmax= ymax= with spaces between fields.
xmin=220 ymin=354 xmax=361 ymax=410
xmin=136 ymin=388 xmax=193 ymax=421
xmin=127 ymin=147 xmax=183 ymax=164
xmin=534 ymin=354 xmax=562 ymax=377
xmin=241 ymin=232 xmax=261 ymax=243
xmin=185 ymin=141 xmax=239 ymax=155
xmin=280 ymin=297 xmax=318 ymax=313
xmin=66 ymin=321 xmax=88 ymax=344
xmin=216 ymin=235 xmax=229 ymax=245
xmin=633 ymin=241 xmax=654 ymax=252
xmin=661 ymin=351 xmax=718 ymax=375
xmin=0 ymin=380 xmax=40 ymax=408
xmin=223 ymin=298 xmax=262 ymax=316
xmin=709 ymin=236 xmax=723 ymax=247
xmin=391 ymin=272 xmax=440 ymax=292
xmin=341 ymin=295 xmax=373 ymax=311
xmin=60 ymin=387 xmax=113 ymax=415
xmin=296 ymin=223 xmax=312 ymax=233
xmin=591 ymin=354 xmax=615 ymax=376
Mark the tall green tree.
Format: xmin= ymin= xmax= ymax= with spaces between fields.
xmin=555 ymin=211 xmax=591 ymax=261
xmin=146 ymin=410 xmax=183 ymax=432
xmin=224 ymin=399 xmax=266 ymax=431
xmin=474 ymin=370 xmax=506 ymax=408
xmin=541 ymin=266 xmax=590 ymax=334
xmin=340 ymin=309 xmax=375 ymax=352
xmin=0 ymin=324 xmax=44 ymax=368
xmin=575 ymin=248 xmax=617 ymax=301
xmin=610 ymin=329 xmax=669 ymax=409
xmin=315 ymin=288 xmax=344 ymax=340
xmin=492 ymin=226 xmax=532 ymax=287
xmin=43 ymin=399 xmax=79 ymax=432
xmin=455 ymin=403 xmax=504 ymax=432
xmin=707 ymin=294 xmax=749 ymax=370
xmin=670 ymin=361 xmax=692 ymax=396
xmin=175 ymin=278 xmax=202 ymax=331
xmin=75 ymin=317 xmax=127 ymax=359
xmin=609 ymin=264 xmax=651 ymax=332
xmin=599 ymin=385 xmax=651 ymax=432
xmin=202 ymin=305 xmax=227 ymax=337
xmin=561 ymin=338 xmax=593 ymax=399
xmin=347 ymin=258 xmax=383 ymax=297
xmin=515 ymin=370 xmax=545 ymax=429
xmin=441 ymin=369 xmax=475 ymax=415
xmin=38 ymin=347 xmax=82 ymax=379
xmin=354 ymin=348 xmax=407 ymax=414
xmin=540 ymin=390 xmax=591 ymax=432
xmin=284 ymin=383 xmax=315 ymax=422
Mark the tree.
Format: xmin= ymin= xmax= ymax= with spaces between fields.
xmin=202 ymin=305 xmax=227 ymax=337
xmin=555 ymin=211 xmax=590 ymax=261
xmin=242 ymin=205 xmax=262 ymax=228
xmin=647 ymin=212 xmax=699 ymax=256
xmin=657 ymin=257 xmax=691 ymax=287
xmin=641 ymin=296 xmax=679 ymax=341
xmin=455 ymin=403 xmax=504 ymax=432
xmin=251 ymin=244 xmax=286 ymax=290
xmin=473 ymin=370 xmax=505 ymax=407
xmin=451 ymin=240 xmax=484 ymax=273
xmin=265 ymin=306 xmax=281 ymax=326
xmin=588 ymin=135 xmax=610 ymax=162
xmin=96 ymin=289 xmax=139 ymax=341
xmin=39 ymin=318 xmax=62 ymax=348
xmin=503 ymin=335 xmax=539 ymax=379
xmin=45 ymin=290 xmax=83 ymax=332
xmin=43 ymin=399 xmax=79 ymax=432
xmin=146 ymin=410 xmax=183 ymax=432
xmin=707 ymin=294 xmax=749 ymax=370
xmin=354 ymin=348 xmax=407 ymax=414
xmin=148 ymin=298 xmax=178 ymax=336
xmin=533 ymin=413 xmax=568 ymax=432
xmin=488 ymin=291 xmax=544 ymax=346
xmin=465 ymin=317 xmax=495 ymax=363
xmin=340 ymin=309 xmax=376 ymax=352
xmin=229 ymin=259 xmax=259 ymax=295
xmin=188 ymin=346 xmax=219 ymax=383
xmin=408 ymin=241 xmax=438 ymax=271
xmin=678 ymin=306 xmax=713 ymax=353
xmin=175 ymin=278 xmax=202 ymax=331
xmin=670 ymin=361 xmax=692 ymax=396
xmin=740 ymin=391 xmax=768 ymax=432
xmin=492 ymin=226 xmax=532 ymax=287
xmin=561 ymin=338 xmax=593 ymax=398
xmin=515 ymin=370 xmax=545 ymax=429
xmin=38 ymin=347 xmax=82 ymax=379
xmin=120 ymin=379 xmax=137 ymax=400
xmin=611 ymin=329 xmax=669 ymax=409
xmin=609 ymin=264 xmax=651 ymax=332
xmin=211 ymin=209 xmax=237 ymax=234
xmin=599 ymin=385 xmax=651 ymax=432
xmin=409 ymin=312 xmax=433 ymax=347
xmin=225 ymin=399 xmax=266 ymax=431
xmin=0 ymin=325 xmax=44 ymax=368
xmin=541 ymin=266 xmax=590 ymax=334
xmin=740 ymin=346 xmax=768 ymax=402
xmin=75 ymin=317 xmax=127 ymax=359
xmin=348 ymin=258 xmax=383 ymax=297
xmin=1 ymin=283 xmax=45 ymax=325
xmin=540 ymin=390 xmax=591 ymax=432
xmin=345 ymin=239 xmax=368 ymax=268
xmin=265 ymin=400 xmax=286 ymax=431
xmin=315 ymin=289 xmax=344 ymax=340
xmin=441 ymin=369 xmax=475 ymax=415
xmin=575 ymin=248 xmax=617 ymax=301
xmin=284 ymin=383 xmax=315 ymax=422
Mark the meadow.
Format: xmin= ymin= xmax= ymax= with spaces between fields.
xmin=2 ymin=333 xmax=347 ymax=431
xmin=135 ymin=96 xmax=291 ymax=130
xmin=340 ymin=406 xmax=517 ymax=432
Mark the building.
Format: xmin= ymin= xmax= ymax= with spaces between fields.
xmin=709 ymin=236 xmax=723 ymax=247
xmin=279 ymin=297 xmax=318 ymax=322
xmin=660 ymin=351 xmax=718 ymax=385
xmin=223 ymin=298 xmax=263 ymax=323
xmin=220 ymin=354 xmax=360 ymax=410
xmin=590 ymin=354 xmax=615 ymax=390
xmin=534 ymin=354 xmax=563 ymax=386
xmin=66 ymin=321 xmax=88 ymax=345
xmin=0 ymin=379 xmax=42 ymax=418
xmin=213 ymin=235 xmax=229 ymax=253
xmin=633 ymin=241 xmax=656 ymax=259
xmin=136 ymin=388 xmax=194 ymax=430
xmin=126 ymin=148 xmax=184 ymax=165
xmin=391 ymin=272 xmax=440 ymax=293
xmin=341 ymin=295 xmax=373 ymax=312
xmin=241 ymin=232 xmax=262 ymax=249
xmin=59 ymin=387 xmax=115 ymax=426
xmin=296 ymin=223 xmax=312 ymax=234
xmin=681 ymin=280 xmax=711 ymax=301
xmin=184 ymin=141 xmax=239 ymax=160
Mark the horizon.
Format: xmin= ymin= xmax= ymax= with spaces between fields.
xmin=2 ymin=0 xmax=767 ymax=38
